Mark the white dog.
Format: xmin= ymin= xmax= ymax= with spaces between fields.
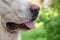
xmin=0 ymin=0 xmax=40 ymax=40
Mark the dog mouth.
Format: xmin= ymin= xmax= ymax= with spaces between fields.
xmin=6 ymin=21 xmax=35 ymax=30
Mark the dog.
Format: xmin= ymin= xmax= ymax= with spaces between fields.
xmin=0 ymin=0 xmax=40 ymax=40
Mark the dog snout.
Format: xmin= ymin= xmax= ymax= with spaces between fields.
xmin=30 ymin=5 xmax=40 ymax=21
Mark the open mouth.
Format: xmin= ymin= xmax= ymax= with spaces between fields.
xmin=6 ymin=21 xmax=35 ymax=30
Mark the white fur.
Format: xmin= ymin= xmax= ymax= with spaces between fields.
xmin=0 ymin=0 xmax=39 ymax=40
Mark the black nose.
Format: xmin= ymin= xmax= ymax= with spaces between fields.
xmin=30 ymin=5 xmax=40 ymax=21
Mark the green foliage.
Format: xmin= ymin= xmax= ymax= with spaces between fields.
xmin=21 ymin=27 xmax=47 ymax=40
xmin=21 ymin=0 xmax=60 ymax=40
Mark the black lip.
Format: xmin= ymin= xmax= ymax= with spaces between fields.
xmin=6 ymin=22 xmax=17 ymax=30
xmin=19 ymin=24 xmax=31 ymax=30
xmin=6 ymin=22 xmax=31 ymax=30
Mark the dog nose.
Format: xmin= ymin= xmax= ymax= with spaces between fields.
xmin=30 ymin=5 xmax=40 ymax=21
xmin=30 ymin=5 xmax=40 ymax=13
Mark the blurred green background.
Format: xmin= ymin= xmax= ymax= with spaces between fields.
xmin=21 ymin=0 xmax=60 ymax=40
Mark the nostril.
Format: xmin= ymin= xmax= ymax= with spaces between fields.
xmin=30 ymin=5 xmax=40 ymax=13
xmin=33 ymin=9 xmax=37 ymax=12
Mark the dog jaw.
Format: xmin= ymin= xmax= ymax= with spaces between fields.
xmin=1 ymin=0 xmax=40 ymax=32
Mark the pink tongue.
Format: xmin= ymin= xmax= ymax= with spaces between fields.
xmin=25 ymin=21 xmax=35 ymax=29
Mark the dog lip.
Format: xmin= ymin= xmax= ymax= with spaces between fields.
xmin=6 ymin=22 xmax=18 ymax=30
xmin=6 ymin=22 xmax=31 ymax=30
